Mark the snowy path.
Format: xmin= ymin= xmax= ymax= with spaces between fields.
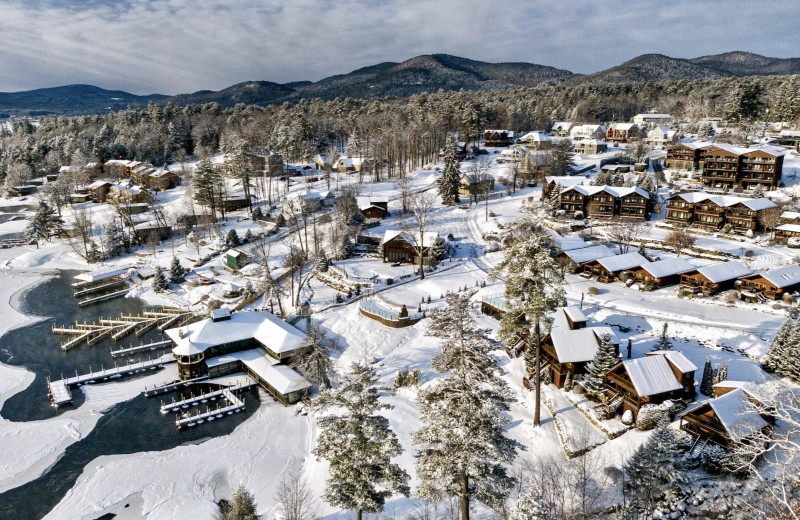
xmin=541 ymin=384 xmax=607 ymax=457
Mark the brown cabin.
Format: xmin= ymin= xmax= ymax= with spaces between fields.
xmin=623 ymin=258 xmax=694 ymax=289
xmin=381 ymin=230 xmax=438 ymax=264
xmin=738 ymin=265 xmax=800 ymax=300
xmin=147 ymin=170 xmax=181 ymax=191
xmin=775 ymin=224 xmax=800 ymax=244
xmin=679 ymin=387 xmax=772 ymax=448
xmin=605 ymin=351 xmax=697 ymax=419
xmin=581 ymin=252 xmax=648 ymax=283
xmin=606 ymin=123 xmax=642 ymax=144
xmin=483 ymin=129 xmax=515 ymax=147
xmin=679 ymin=261 xmax=751 ymax=296
xmin=666 ymin=143 xmax=703 ymax=171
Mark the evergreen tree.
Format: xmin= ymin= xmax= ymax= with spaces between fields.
xmin=152 ymin=266 xmax=169 ymax=292
xmin=548 ymin=183 xmax=561 ymax=210
xmin=651 ymin=323 xmax=672 ymax=351
xmin=413 ymin=292 xmax=520 ymax=519
xmin=313 ymin=363 xmax=410 ymax=520
xmin=244 ymin=229 xmax=255 ymax=243
xmin=275 ymin=213 xmax=286 ymax=227
xmin=169 ymin=256 xmax=184 ymax=284
xmin=224 ymin=484 xmax=260 ymax=520
xmin=313 ymin=250 xmax=328 ymax=273
xmin=546 ymin=138 xmax=576 ymax=177
xmin=700 ymin=358 xmax=715 ymax=397
xmin=25 ymin=201 xmax=64 ymax=242
xmin=763 ymin=317 xmax=793 ymax=373
xmin=104 ymin=219 xmax=126 ymax=258
xmin=492 ymin=225 xmax=565 ymax=426
xmin=192 ymin=159 xmax=223 ymax=219
xmin=623 ymin=417 xmax=688 ymax=516
xmin=511 ymin=482 xmax=547 ymax=520
xmin=87 ymin=241 xmax=102 ymax=263
xmin=226 ymin=229 xmax=240 ymax=246
xmin=438 ymin=139 xmax=461 ymax=205
xmin=717 ymin=362 xmax=728 ymax=384
xmin=429 ymin=236 xmax=448 ymax=264
xmin=582 ymin=334 xmax=617 ymax=396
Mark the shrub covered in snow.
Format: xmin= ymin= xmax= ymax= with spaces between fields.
xmin=745 ymin=229 xmax=754 ymax=238
xmin=622 ymin=409 xmax=635 ymax=425
xmin=574 ymin=210 xmax=584 ymax=220
xmin=700 ymin=443 xmax=729 ymax=475
xmin=588 ymin=286 xmax=600 ymax=295
xmin=485 ymin=242 xmax=501 ymax=253
xmin=725 ymin=290 xmax=740 ymax=304
xmin=635 ymin=404 xmax=667 ymax=430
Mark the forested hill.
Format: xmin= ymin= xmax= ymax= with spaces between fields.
xmin=2 ymin=51 xmax=800 ymax=116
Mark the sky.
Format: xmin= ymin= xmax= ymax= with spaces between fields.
xmin=1 ymin=0 xmax=799 ymax=95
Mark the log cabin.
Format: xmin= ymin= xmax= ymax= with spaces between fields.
xmin=666 ymin=142 xmax=705 ymax=171
xmin=582 ymin=252 xmax=649 ymax=283
xmin=483 ymin=129 xmax=515 ymax=147
xmin=775 ymin=223 xmax=800 ymax=244
xmin=605 ymin=350 xmax=697 ymax=419
xmin=606 ymin=123 xmax=642 ymax=143
xmin=738 ymin=264 xmax=800 ymax=300
xmin=616 ymin=186 xmax=649 ymax=220
xmin=700 ymin=144 xmax=784 ymax=190
xmin=679 ymin=261 xmax=752 ymax=296
xmin=679 ymin=387 xmax=771 ymax=448
xmin=665 ymin=192 xmax=710 ymax=227
xmin=381 ymin=230 xmax=439 ymax=264
xmin=623 ymin=258 xmax=695 ymax=289
xmin=562 ymin=245 xmax=618 ymax=272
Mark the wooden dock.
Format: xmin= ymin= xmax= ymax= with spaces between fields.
xmin=110 ymin=339 xmax=172 ymax=358
xmin=160 ymin=380 xmax=257 ymax=414
xmin=174 ymin=389 xmax=247 ymax=429
xmin=46 ymin=354 xmax=175 ymax=406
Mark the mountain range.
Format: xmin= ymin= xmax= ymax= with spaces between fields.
xmin=2 ymin=51 xmax=799 ymax=117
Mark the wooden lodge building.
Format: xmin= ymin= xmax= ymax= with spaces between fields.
xmin=622 ymin=258 xmax=695 ymax=289
xmin=483 ymin=129 xmax=515 ymax=147
xmin=701 ymin=144 xmax=785 ymax=190
xmin=582 ymin=252 xmax=649 ymax=283
xmin=666 ymin=142 xmax=706 ymax=171
xmin=605 ymin=350 xmax=697 ymax=420
xmin=555 ymin=185 xmax=650 ymax=220
xmin=542 ymin=175 xmax=589 ymax=200
xmin=775 ymin=223 xmax=800 ymax=244
xmin=738 ymin=264 xmax=800 ymax=300
xmin=606 ymin=123 xmax=643 ymax=144
xmin=165 ymin=310 xmax=311 ymax=405
xmin=679 ymin=386 xmax=771 ymax=448
xmin=679 ymin=261 xmax=752 ymax=296
xmin=458 ymin=174 xmax=495 ymax=199
xmin=381 ymin=230 xmax=439 ymax=264
xmin=665 ymin=192 xmax=778 ymax=232
xmin=358 ymin=197 xmax=389 ymax=220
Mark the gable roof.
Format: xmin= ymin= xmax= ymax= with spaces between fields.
xmin=751 ymin=264 xmax=800 ymax=288
xmin=694 ymin=261 xmax=752 ymax=283
xmin=777 ymin=223 xmax=800 ymax=233
xmin=564 ymin=245 xmax=617 ymax=264
xmin=596 ymin=252 xmax=648 ymax=272
xmin=621 ymin=355 xmax=682 ymax=397
xmin=646 ymin=350 xmax=698 ymax=373
xmin=706 ymin=388 xmax=769 ymax=443
xmin=640 ymin=258 xmax=695 ymax=278
xmin=780 ymin=211 xmax=800 ymax=220
xmin=610 ymin=122 xmax=636 ymax=131
xmin=382 ymin=229 xmax=438 ymax=246
xmin=550 ymin=327 xmax=618 ymax=364
xmin=555 ymin=234 xmax=588 ymax=251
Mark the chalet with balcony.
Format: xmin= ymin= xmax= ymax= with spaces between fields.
xmin=606 ymin=123 xmax=642 ymax=144
xmin=666 ymin=142 xmax=705 ymax=171
xmin=551 ymin=122 xmax=575 ymax=138
xmin=520 ymin=149 xmax=550 ymax=184
xmin=130 ymin=162 xmax=157 ymax=186
xmin=666 ymin=192 xmax=777 ymax=231
xmin=573 ymin=140 xmax=608 ymax=155
xmin=666 ymin=192 xmax=710 ymax=226
xmin=483 ymin=129 xmax=515 ymax=147
xmin=738 ymin=264 xmax=800 ymax=300
xmin=516 ymin=132 xmax=552 ymax=151
xmin=582 ymin=252 xmax=648 ymax=283
xmin=780 ymin=211 xmax=800 ymax=225
xmin=605 ymin=350 xmax=697 ymax=420
xmin=536 ymin=307 xmax=619 ymax=388
xmin=103 ymin=159 xmax=136 ymax=179
xmin=87 ymin=180 xmax=114 ymax=203
xmin=358 ymin=197 xmax=389 ymax=220
xmin=458 ymin=174 xmax=495 ymax=198
xmin=680 ymin=261 xmax=752 ymax=296
xmin=585 ymin=186 xmax=616 ymax=218
xmin=543 ymin=175 xmax=589 ymax=200
xmin=381 ymin=230 xmax=439 ymax=264
xmin=692 ymin=196 xmax=727 ymax=229
xmin=679 ymin=387 xmax=771 ymax=448
xmin=739 ymin=148 xmax=784 ymax=190
xmin=570 ymin=124 xmax=606 ymax=141
xmin=623 ymin=258 xmax=695 ymax=289
xmin=147 ymin=169 xmax=181 ymax=191
xmin=725 ymin=198 xmax=779 ymax=232
xmin=616 ymin=186 xmax=649 ymax=220
xmin=557 ymin=185 xmax=590 ymax=213
xmin=700 ymin=144 xmax=784 ymax=190
xmin=775 ymin=223 xmax=800 ymax=244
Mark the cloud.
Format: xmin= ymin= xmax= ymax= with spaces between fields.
xmin=0 ymin=0 xmax=797 ymax=95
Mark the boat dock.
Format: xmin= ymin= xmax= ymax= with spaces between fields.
xmin=174 ymin=389 xmax=248 ymax=429
xmin=142 ymin=374 xmax=209 ymax=397
xmin=160 ymin=379 xmax=257 ymax=414
xmin=46 ymin=354 xmax=175 ymax=406
xmin=110 ymin=339 xmax=172 ymax=358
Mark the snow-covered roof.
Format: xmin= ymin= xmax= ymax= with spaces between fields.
xmin=382 ymin=230 xmax=438 ymax=246
xmin=640 ymin=258 xmax=695 ymax=279
xmin=747 ymin=264 xmax=800 ymax=288
xmin=519 ymin=131 xmax=551 ymax=142
xmin=622 ymin=355 xmax=683 ymax=397
xmin=166 ymin=311 xmax=306 ymax=357
xmin=610 ymin=123 xmax=636 ymax=131
xmin=596 ymin=252 xmax=648 ymax=273
xmin=88 ymin=180 xmax=112 ymax=189
xmin=74 ymin=267 xmax=129 ymax=283
xmin=781 ymin=211 xmax=800 ymax=221
xmin=287 ymin=190 xmax=321 ymax=201
xmin=611 ymin=186 xmax=650 ymax=198
xmin=778 ymin=130 xmax=800 ymax=137
xmin=565 ymin=245 xmax=617 ymax=264
xmin=545 ymin=176 xmax=589 ymax=188
xmin=777 ymin=224 xmax=800 ymax=233
xmin=550 ymin=327 xmax=617 ymax=364
xmin=555 ymin=235 xmax=588 ymax=251
xmin=694 ymin=261 xmax=752 ymax=284
xmin=744 ymin=145 xmax=786 ymax=157
xmin=738 ymin=198 xmax=778 ymax=211
xmin=552 ymin=122 xmax=574 ymax=131
xmin=646 ymin=350 xmax=698 ymax=373
xmin=706 ymin=388 xmax=768 ymax=443
xmin=205 ymin=348 xmax=311 ymax=394
xmin=669 ymin=192 xmax=712 ymax=204
xmin=551 ymin=306 xmax=588 ymax=330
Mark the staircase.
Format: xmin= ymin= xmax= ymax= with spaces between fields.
xmin=755 ymin=292 xmax=767 ymax=304
xmin=593 ymin=391 xmax=624 ymax=420
xmin=688 ymin=436 xmax=709 ymax=457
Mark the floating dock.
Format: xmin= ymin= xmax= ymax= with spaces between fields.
xmin=160 ymin=379 xmax=257 ymax=415
xmin=110 ymin=339 xmax=172 ymax=358
xmin=47 ymin=354 xmax=175 ymax=406
xmin=174 ymin=389 xmax=249 ymax=429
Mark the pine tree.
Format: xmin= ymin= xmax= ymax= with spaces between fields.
xmin=244 ymin=229 xmax=255 ymax=243
xmin=546 ymin=138 xmax=577 ymax=177
xmin=429 ymin=236 xmax=448 ymax=264
xmin=224 ymin=484 xmax=260 ymax=520
xmin=717 ymin=362 xmax=728 ymax=384
xmin=104 ymin=219 xmax=126 ymax=258
xmin=548 ymin=183 xmax=561 ymax=210
xmin=169 ymin=256 xmax=184 ymax=284
xmin=492 ymin=225 xmax=565 ymax=426
xmin=313 ymin=363 xmax=410 ymax=520
xmin=87 ymin=241 xmax=102 ymax=263
xmin=438 ymin=139 xmax=461 ymax=205
xmin=413 ymin=292 xmax=520 ymax=519
xmin=313 ymin=250 xmax=328 ymax=273
xmin=25 ymin=201 xmax=64 ymax=242
xmin=583 ymin=334 xmax=617 ymax=396
xmin=275 ymin=213 xmax=286 ymax=227
xmin=763 ymin=317 xmax=794 ymax=373
xmin=511 ymin=482 xmax=547 ymax=520
xmin=152 ymin=266 xmax=169 ymax=292
xmin=700 ymin=358 xmax=715 ymax=397
xmin=623 ymin=417 xmax=688 ymax=516
xmin=651 ymin=323 xmax=672 ymax=351
xmin=226 ymin=229 xmax=240 ymax=246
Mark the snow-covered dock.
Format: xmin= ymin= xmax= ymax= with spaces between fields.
xmin=174 ymin=389 xmax=247 ymax=429
xmin=160 ymin=379 xmax=257 ymax=414
xmin=46 ymin=354 xmax=175 ymax=406
xmin=110 ymin=339 xmax=172 ymax=358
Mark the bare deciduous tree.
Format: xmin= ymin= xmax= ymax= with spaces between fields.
xmin=273 ymin=469 xmax=318 ymax=520
xmin=665 ymin=228 xmax=696 ymax=256
xmin=401 ymin=191 xmax=437 ymax=280
xmin=607 ymin=222 xmax=643 ymax=254
xmin=759 ymin=207 xmax=782 ymax=240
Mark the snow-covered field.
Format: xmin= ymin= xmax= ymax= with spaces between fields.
xmin=0 ymin=143 xmax=798 ymax=518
